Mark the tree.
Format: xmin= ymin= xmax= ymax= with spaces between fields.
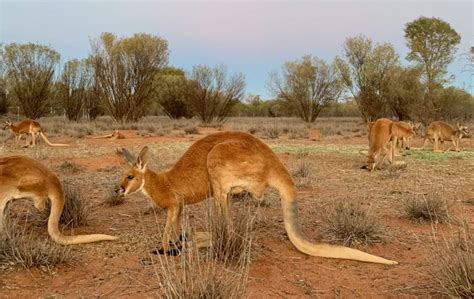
xmin=154 ymin=67 xmax=192 ymax=119
xmin=269 ymin=55 xmax=343 ymax=123
xmin=2 ymin=43 xmax=59 ymax=119
xmin=437 ymin=87 xmax=474 ymax=121
xmin=0 ymin=77 xmax=7 ymax=114
xmin=185 ymin=65 xmax=245 ymax=124
xmin=404 ymin=17 xmax=461 ymax=90
xmin=57 ymin=59 xmax=93 ymax=121
xmin=90 ymin=32 xmax=169 ymax=122
xmin=385 ymin=66 xmax=424 ymax=121
xmin=335 ymin=35 xmax=399 ymax=122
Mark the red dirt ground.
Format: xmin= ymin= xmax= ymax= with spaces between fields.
xmin=1 ymin=128 xmax=473 ymax=298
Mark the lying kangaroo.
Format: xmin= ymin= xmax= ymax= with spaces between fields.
xmin=3 ymin=119 xmax=69 ymax=147
xmin=0 ymin=155 xmax=118 ymax=244
xmin=92 ymin=130 xmax=125 ymax=140
xmin=116 ymin=131 xmax=397 ymax=264
xmin=422 ymin=121 xmax=469 ymax=152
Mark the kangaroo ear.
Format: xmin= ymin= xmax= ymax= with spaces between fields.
xmin=136 ymin=146 xmax=150 ymax=171
xmin=120 ymin=148 xmax=136 ymax=166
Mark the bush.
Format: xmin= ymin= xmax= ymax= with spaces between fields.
xmin=403 ymin=194 xmax=450 ymax=223
xmin=318 ymin=200 xmax=386 ymax=246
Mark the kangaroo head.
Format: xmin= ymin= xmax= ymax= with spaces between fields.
xmin=366 ymin=155 xmax=376 ymax=172
xmin=457 ymin=123 xmax=469 ymax=137
xmin=3 ymin=120 xmax=12 ymax=130
xmin=116 ymin=146 xmax=150 ymax=196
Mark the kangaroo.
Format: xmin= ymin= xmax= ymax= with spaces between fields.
xmin=422 ymin=121 xmax=469 ymax=152
xmin=3 ymin=119 xmax=69 ymax=147
xmin=364 ymin=118 xmax=394 ymax=171
xmin=116 ymin=131 xmax=397 ymax=264
xmin=92 ymin=130 xmax=125 ymax=140
xmin=0 ymin=155 xmax=118 ymax=244
xmin=390 ymin=121 xmax=415 ymax=158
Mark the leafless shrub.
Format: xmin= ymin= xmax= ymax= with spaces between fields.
xmin=288 ymin=128 xmax=309 ymax=139
xmin=403 ymin=194 xmax=451 ymax=223
xmin=429 ymin=221 xmax=473 ymax=298
xmin=318 ymin=200 xmax=386 ymax=246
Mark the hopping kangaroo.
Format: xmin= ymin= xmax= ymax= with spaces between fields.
xmin=117 ymin=131 xmax=397 ymax=264
xmin=0 ymin=156 xmax=118 ymax=244
xmin=3 ymin=119 xmax=69 ymax=147
xmin=422 ymin=121 xmax=469 ymax=152
xmin=92 ymin=130 xmax=125 ymax=140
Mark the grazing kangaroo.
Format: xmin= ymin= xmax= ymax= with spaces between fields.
xmin=116 ymin=131 xmax=397 ymax=264
xmin=3 ymin=119 xmax=69 ymax=147
xmin=0 ymin=155 xmax=118 ymax=244
xmin=92 ymin=130 xmax=125 ymax=140
xmin=422 ymin=121 xmax=469 ymax=152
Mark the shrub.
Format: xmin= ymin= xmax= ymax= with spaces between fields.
xmin=403 ymin=194 xmax=450 ymax=223
xmin=318 ymin=200 xmax=386 ymax=246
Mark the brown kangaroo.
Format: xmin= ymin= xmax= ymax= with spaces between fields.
xmin=116 ymin=131 xmax=397 ymax=264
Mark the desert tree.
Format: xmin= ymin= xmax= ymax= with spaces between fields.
xmin=404 ymin=17 xmax=461 ymax=122
xmin=185 ymin=64 xmax=245 ymax=124
xmin=404 ymin=17 xmax=461 ymax=91
xmin=90 ymin=32 xmax=169 ymax=122
xmin=385 ymin=66 xmax=424 ymax=121
xmin=57 ymin=59 xmax=93 ymax=121
xmin=154 ymin=66 xmax=192 ymax=119
xmin=269 ymin=55 xmax=343 ymax=123
xmin=335 ymin=35 xmax=399 ymax=122
xmin=1 ymin=43 xmax=59 ymax=119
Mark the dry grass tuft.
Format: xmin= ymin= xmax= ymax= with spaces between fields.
xmin=403 ymin=194 xmax=451 ymax=223
xmin=318 ymin=200 xmax=386 ymax=246
xmin=429 ymin=221 xmax=473 ymax=298
xmin=183 ymin=126 xmax=199 ymax=135
xmin=103 ymin=186 xmax=126 ymax=206
xmin=155 ymin=204 xmax=253 ymax=298
xmin=292 ymin=153 xmax=312 ymax=188
xmin=0 ymin=216 xmax=70 ymax=271
xmin=263 ymin=126 xmax=280 ymax=139
xmin=57 ymin=161 xmax=83 ymax=175
xmin=40 ymin=180 xmax=90 ymax=228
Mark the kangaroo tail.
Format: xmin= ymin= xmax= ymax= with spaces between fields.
xmin=270 ymin=171 xmax=398 ymax=265
xmin=47 ymin=188 xmax=118 ymax=245
xmin=40 ymin=132 xmax=70 ymax=147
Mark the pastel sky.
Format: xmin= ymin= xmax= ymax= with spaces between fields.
xmin=1 ymin=0 xmax=472 ymax=98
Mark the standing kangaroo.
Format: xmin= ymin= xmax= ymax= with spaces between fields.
xmin=422 ymin=121 xmax=469 ymax=152
xmin=3 ymin=119 xmax=69 ymax=147
xmin=116 ymin=131 xmax=397 ymax=264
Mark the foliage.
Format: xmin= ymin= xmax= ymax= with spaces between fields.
xmin=1 ymin=43 xmax=60 ymax=119
xmin=385 ymin=66 xmax=424 ymax=121
xmin=57 ymin=59 xmax=93 ymax=121
xmin=155 ymin=67 xmax=192 ymax=119
xmin=404 ymin=16 xmax=461 ymax=89
xmin=90 ymin=32 xmax=169 ymax=122
xmin=0 ymin=77 xmax=7 ymax=114
xmin=335 ymin=35 xmax=399 ymax=122
xmin=269 ymin=55 xmax=343 ymax=123
xmin=185 ymin=64 xmax=245 ymax=124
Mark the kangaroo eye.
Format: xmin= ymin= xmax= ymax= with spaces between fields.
xmin=127 ymin=175 xmax=134 ymax=180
